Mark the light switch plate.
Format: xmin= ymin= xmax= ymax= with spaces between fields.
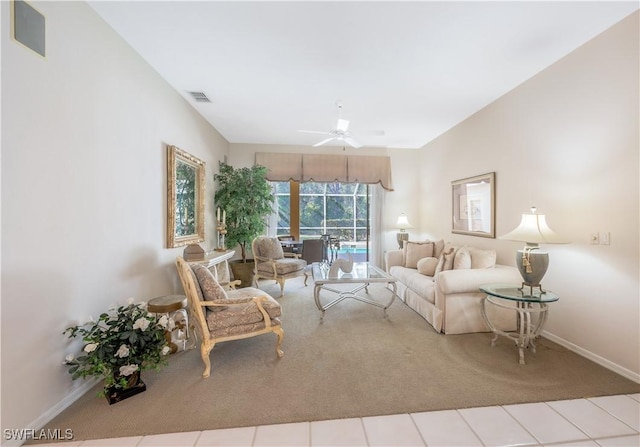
xmin=600 ymin=232 xmax=610 ymax=245
xmin=590 ymin=233 xmax=599 ymax=245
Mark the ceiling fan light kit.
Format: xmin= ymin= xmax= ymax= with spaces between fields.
xmin=299 ymin=102 xmax=383 ymax=149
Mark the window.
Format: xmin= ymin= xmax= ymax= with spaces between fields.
xmin=272 ymin=181 xmax=371 ymax=259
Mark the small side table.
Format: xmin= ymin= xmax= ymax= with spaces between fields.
xmin=479 ymin=283 xmax=559 ymax=365
xmin=148 ymin=294 xmax=189 ymax=354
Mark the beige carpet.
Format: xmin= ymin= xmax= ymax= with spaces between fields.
xmin=37 ymin=277 xmax=640 ymax=443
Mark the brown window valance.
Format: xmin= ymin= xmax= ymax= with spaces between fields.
xmin=254 ymin=152 xmax=303 ymax=182
xmin=255 ymin=152 xmax=394 ymax=191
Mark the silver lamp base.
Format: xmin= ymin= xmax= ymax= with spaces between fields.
xmin=515 ymin=249 xmax=549 ymax=294
xmin=397 ymin=232 xmax=408 ymax=249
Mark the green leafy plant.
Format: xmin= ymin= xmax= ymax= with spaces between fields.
xmin=214 ymin=161 xmax=275 ymax=261
xmin=63 ymin=301 xmax=170 ymax=393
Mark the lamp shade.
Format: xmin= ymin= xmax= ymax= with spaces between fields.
xmin=396 ymin=213 xmax=413 ymax=230
xmin=500 ymin=207 xmax=567 ymax=292
xmin=499 ymin=207 xmax=567 ymax=245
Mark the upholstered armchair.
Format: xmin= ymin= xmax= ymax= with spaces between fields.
xmin=252 ymin=236 xmax=308 ymax=296
xmin=175 ymin=257 xmax=284 ymax=378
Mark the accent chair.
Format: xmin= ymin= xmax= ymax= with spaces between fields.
xmin=175 ymin=256 xmax=284 ymax=378
xmin=252 ymin=236 xmax=308 ymax=296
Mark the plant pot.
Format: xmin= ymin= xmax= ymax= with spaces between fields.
xmin=105 ymin=370 xmax=146 ymax=405
xmin=229 ymin=259 xmax=255 ymax=288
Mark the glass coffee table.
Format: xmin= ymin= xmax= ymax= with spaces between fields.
xmin=480 ymin=283 xmax=559 ymax=365
xmin=311 ymin=262 xmax=397 ymax=320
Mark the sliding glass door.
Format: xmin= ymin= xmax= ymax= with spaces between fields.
xmin=272 ymin=181 xmax=371 ymax=261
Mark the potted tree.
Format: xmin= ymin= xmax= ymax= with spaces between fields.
xmin=214 ymin=161 xmax=274 ymax=287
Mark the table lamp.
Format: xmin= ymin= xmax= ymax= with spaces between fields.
xmin=499 ymin=207 xmax=567 ymax=294
xmin=396 ymin=213 xmax=414 ymax=249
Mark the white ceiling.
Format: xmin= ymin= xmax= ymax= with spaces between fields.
xmin=89 ymin=1 xmax=638 ymax=150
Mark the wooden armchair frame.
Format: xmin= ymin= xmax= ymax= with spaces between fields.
xmin=175 ymin=257 xmax=284 ymax=378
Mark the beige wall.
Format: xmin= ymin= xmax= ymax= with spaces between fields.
xmin=1 ymin=1 xmax=228 ymax=434
xmin=417 ymin=12 xmax=639 ymax=378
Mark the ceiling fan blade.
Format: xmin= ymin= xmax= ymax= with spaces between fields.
xmin=313 ymin=137 xmax=336 ymax=147
xmin=337 ymin=119 xmax=349 ymax=132
xmin=344 ymin=136 xmax=363 ymax=149
xmin=298 ymin=130 xmax=332 ymax=135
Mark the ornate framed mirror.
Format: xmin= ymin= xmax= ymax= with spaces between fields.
xmin=167 ymin=145 xmax=205 ymax=248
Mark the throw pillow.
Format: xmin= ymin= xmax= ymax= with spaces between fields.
xmin=453 ymin=246 xmax=471 ymax=270
xmin=433 ymin=239 xmax=446 ymax=258
xmin=468 ymin=247 xmax=497 ymax=269
xmin=442 ymin=247 xmax=457 ymax=271
xmin=417 ymin=257 xmax=439 ymax=276
xmin=191 ymin=264 xmax=229 ymax=311
xmin=434 ymin=247 xmax=455 ymax=276
xmin=403 ymin=241 xmax=434 ymax=269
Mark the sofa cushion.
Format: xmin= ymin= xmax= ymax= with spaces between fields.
xmin=443 ymin=247 xmax=457 ymax=270
xmin=205 ymin=292 xmax=282 ymax=334
xmin=468 ymin=247 xmax=497 ymax=269
xmin=257 ymin=257 xmax=306 ymax=275
xmin=433 ymin=239 xmax=445 ymax=258
xmin=453 ymin=246 xmax=471 ymax=270
xmin=417 ymin=257 xmax=439 ymax=276
xmin=435 ymin=246 xmax=456 ymax=275
xmin=403 ymin=241 xmax=434 ymax=268
xmin=389 ymin=265 xmax=436 ymax=304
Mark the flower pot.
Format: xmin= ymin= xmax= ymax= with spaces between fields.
xmin=229 ymin=259 xmax=255 ymax=288
xmin=105 ymin=370 xmax=146 ymax=405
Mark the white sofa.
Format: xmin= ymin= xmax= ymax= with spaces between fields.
xmin=385 ymin=240 xmax=521 ymax=334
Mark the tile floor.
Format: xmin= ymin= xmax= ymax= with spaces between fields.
xmin=35 ymin=393 xmax=639 ymax=447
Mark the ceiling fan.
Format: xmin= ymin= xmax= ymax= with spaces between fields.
xmin=298 ymin=102 xmax=384 ymax=149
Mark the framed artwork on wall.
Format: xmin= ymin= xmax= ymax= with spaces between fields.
xmin=451 ymin=172 xmax=495 ymax=238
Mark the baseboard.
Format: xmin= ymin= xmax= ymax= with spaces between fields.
xmin=2 ymin=379 xmax=100 ymax=447
xmin=542 ymin=330 xmax=640 ymax=384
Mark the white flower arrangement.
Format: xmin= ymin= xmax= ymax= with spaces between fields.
xmin=64 ymin=301 xmax=170 ymax=393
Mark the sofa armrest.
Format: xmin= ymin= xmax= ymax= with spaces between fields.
xmin=384 ymin=249 xmax=404 ymax=272
xmin=436 ymin=265 xmax=521 ymax=295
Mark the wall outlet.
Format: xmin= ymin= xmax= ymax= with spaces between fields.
xmin=600 ymin=231 xmax=610 ymax=245
xmin=590 ymin=233 xmax=599 ymax=245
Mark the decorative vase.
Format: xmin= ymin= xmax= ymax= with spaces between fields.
xmin=328 ymin=254 xmax=354 ymax=276
xmin=342 ymin=254 xmax=354 ymax=273
xmin=105 ymin=370 xmax=146 ymax=405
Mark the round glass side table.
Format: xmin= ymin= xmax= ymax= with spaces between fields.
xmin=479 ymin=283 xmax=559 ymax=365
xmin=148 ymin=294 xmax=190 ymax=353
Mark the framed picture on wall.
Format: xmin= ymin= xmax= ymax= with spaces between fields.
xmin=451 ymin=172 xmax=495 ymax=238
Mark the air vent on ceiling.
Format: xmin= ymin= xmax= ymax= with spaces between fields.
xmin=188 ymin=91 xmax=211 ymax=103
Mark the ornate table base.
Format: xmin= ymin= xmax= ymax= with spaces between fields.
xmin=480 ymin=284 xmax=559 ymax=365
xmin=481 ymin=297 xmax=549 ymax=364
xmin=312 ymin=262 xmax=397 ymax=321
